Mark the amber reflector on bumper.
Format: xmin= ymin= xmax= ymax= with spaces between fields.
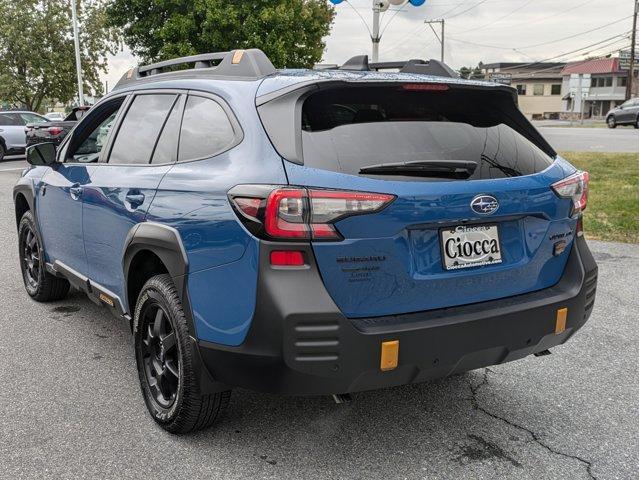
xmin=380 ymin=340 xmax=399 ymax=371
xmin=555 ymin=308 xmax=568 ymax=334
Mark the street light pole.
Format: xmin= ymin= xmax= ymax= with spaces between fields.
xmin=627 ymin=0 xmax=638 ymax=100
xmin=372 ymin=1 xmax=381 ymax=62
xmin=71 ymin=0 xmax=85 ymax=106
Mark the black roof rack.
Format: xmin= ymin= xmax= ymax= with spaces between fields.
xmin=332 ymin=55 xmax=459 ymax=78
xmin=114 ymin=49 xmax=276 ymax=89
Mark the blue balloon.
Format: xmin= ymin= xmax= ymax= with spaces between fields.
xmin=329 ymin=0 xmax=344 ymax=4
xmin=409 ymin=0 xmax=426 ymax=5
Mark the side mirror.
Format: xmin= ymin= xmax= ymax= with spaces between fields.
xmin=26 ymin=142 xmax=57 ymax=166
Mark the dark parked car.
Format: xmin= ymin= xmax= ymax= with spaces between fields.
xmin=0 ymin=111 xmax=47 ymax=160
xmin=605 ymin=98 xmax=639 ymax=128
xmin=25 ymin=106 xmax=91 ymax=147
xmin=14 ymin=49 xmax=597 ymax=434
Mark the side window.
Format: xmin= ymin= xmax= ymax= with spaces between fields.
xmin=67 ymin=100 xmax=124 ymax=163
xmin=151 ymin=96 xmax=184 ymax=164
xmin=20 ymin=113 xmax=46 ymax=124
xmin=0 ymin=113 xmax=21 ymax=126
xmin=109 ymin=94 xmax=177 ymax=165
xmin=178 ymin=96 xmax=236 ymax=162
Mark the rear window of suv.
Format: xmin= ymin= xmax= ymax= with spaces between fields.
xmin=300 ymin=86 xmax=553 ymax=180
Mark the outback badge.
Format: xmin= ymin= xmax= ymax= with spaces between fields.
xmin=471 ymin=195 xmax=499 ymax=215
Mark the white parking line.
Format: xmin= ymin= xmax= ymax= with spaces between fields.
xmin=0 ymin=168 xmax=25 ymax=172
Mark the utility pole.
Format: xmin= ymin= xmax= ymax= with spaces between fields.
xmin=424 ymin=19 xmax=445 ymax=62
xmin=627 ymin=0 xmax=638 ymax=100
xmin=71 ymin=0 xmax=85 ymax=106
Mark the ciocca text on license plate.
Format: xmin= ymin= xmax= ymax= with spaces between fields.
xmin=441 ymin=224 xmax=502 ymax=270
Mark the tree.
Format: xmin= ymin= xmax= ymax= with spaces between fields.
xmin=458 ymin=66 xmax=472 ymax=79
xmin=458 ymin=65 xmax=485 ymax=80
xmin=106 ymin=0 xmax=335 ymax=68
xmin=0 ymin=0 xmax=119 ymax=111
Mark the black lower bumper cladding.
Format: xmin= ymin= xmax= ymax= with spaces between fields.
xmin=198 ymin=235 xmax=597 ymax=395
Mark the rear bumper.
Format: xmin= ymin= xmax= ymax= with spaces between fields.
xmin=198 ymin=235 xmax=597 ymax=395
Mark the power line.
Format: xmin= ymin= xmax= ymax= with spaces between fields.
xmin=446 ymin=15 xmax=633 ymax=52
xmin=450 ymin=0 xmax=535 ymax=34
xmin=508 ymin=39 xmax=632 ymax=78
xmin=517 ymin=14 xmax=633 ymax=49
xmin=504 ymin=0 xmax=599 ymax=30
xmin=490 ymin=32 xmax=632 ymax=71
xmin=445 ymin=0 xmax=491 ymax=19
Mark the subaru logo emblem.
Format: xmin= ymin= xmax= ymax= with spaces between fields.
xmin=471 ymin=195 xmax=499 ymax=215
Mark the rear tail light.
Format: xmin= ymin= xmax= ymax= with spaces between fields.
xmin=551 ymin=171 xmax=589 ymax=216
xmin=47 ymin=127 xmax=63 ymax=135
xmin=229 ymin=186 xmax=395 ymax=241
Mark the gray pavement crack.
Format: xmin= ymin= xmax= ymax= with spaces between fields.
xmin=468 ymin=369 xmax=597 ymax=480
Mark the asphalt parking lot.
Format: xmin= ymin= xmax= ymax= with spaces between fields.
xmin=536 ymin=126 xmax=639 ymax=153
xmin=0 ymin=167 xmax=637 ymax=480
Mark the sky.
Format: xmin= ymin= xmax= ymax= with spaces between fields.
xmin=102 ymin=0 xmax=637 ymax=91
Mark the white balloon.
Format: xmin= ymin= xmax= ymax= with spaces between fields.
xmin=389 ymin=0 xmax=405 ymax=5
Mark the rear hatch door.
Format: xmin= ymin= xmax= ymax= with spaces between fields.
xmin=259 ymin=80 xmax=578 ymax=318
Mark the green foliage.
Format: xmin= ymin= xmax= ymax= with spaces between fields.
xmin=0 ymin=0 xmax=118 ymax=112
xmin=106 ymin=0 xmax=335 ymax=68
xmin=562 ymin=151 xmax=639 ymax=244
xmin=458 ymin=66 xmax=484 ymax=80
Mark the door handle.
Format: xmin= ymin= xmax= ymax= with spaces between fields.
xmin=125 ymin=192 xmax=145 ymax=208
xmin=69 ymin=184 xmax=83 ymax=200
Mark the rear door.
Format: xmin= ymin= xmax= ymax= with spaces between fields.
xmin=261 ymin=82 xmax=577 ymax=318
xmin=82 ymin=91 xmax=184 ymax=300
xmin=0 ymin=113 xmax=28 ymax=152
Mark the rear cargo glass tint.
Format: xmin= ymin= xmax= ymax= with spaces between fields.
xmin=301 ymin=86 xmax=553 ymax=180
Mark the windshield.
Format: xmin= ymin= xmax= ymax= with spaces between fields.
xmin=301 ymin=86 xmax=554 ymax=180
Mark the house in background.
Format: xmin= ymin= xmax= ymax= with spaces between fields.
xmin=561 ymin=57 xmax=639 ymax=118
xmin=480 ymin=62 xmax=565 ymax=119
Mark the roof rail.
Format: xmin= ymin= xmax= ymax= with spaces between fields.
xmin=335 ymin=55 xmax=459 ymax=78
xmin=114 ymin=49 xmax=276 ymax=89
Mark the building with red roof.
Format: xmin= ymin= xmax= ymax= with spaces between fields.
xmin=561 ymin=57 xmax=638 ymax=118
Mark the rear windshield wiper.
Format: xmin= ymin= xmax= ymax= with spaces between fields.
xmin=359 ymin=160 xmax=477 ymax=179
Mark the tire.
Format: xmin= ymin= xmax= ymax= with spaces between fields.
xmin=0 ymin=143 xmax=5 ymax=161
xmin=606 ymin=116 xmax=617 ymax=129
xmin=134 ymin=274 xmax=231 ymax=434
xmin=634 ymin=117 xmax=639 ymax=129
xmin=18 ymin=210 xmax=70 ymax=301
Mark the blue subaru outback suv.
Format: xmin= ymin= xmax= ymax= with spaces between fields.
xmin=14 ymin=49 xmax=598 ymax=433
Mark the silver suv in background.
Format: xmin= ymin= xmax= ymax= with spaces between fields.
xmin=0 ymin=111 xmax=47 ymax=160
xmin=606 ymin=98 xmax=639 ymax=128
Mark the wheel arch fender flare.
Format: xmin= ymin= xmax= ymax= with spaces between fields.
xmin=122 ymin=222 xmax=227 ymax=394
xmin=122 ymin=222 xmax=189 ymax=300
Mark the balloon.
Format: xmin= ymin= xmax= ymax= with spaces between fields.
xmin=409 ymin=0 xmax=426 ymax=5
xmin=389 ymin=0 xmax=405 ymax=5
xmin=329 ymin=0 xmax=344 ymax=4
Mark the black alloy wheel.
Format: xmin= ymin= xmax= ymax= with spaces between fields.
xmin=20 ymin=223 xmax=42 ymax=291
xmin=17 ymin=211 xmax=70 ymax=301
xmin=134 ymin=274 xmax=230 ymax=433
xmin=139 ymin=299 xmax=180 ymax=409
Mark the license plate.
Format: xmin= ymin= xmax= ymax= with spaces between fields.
xmin=440 ymin=224 xmax=502 ymax=271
